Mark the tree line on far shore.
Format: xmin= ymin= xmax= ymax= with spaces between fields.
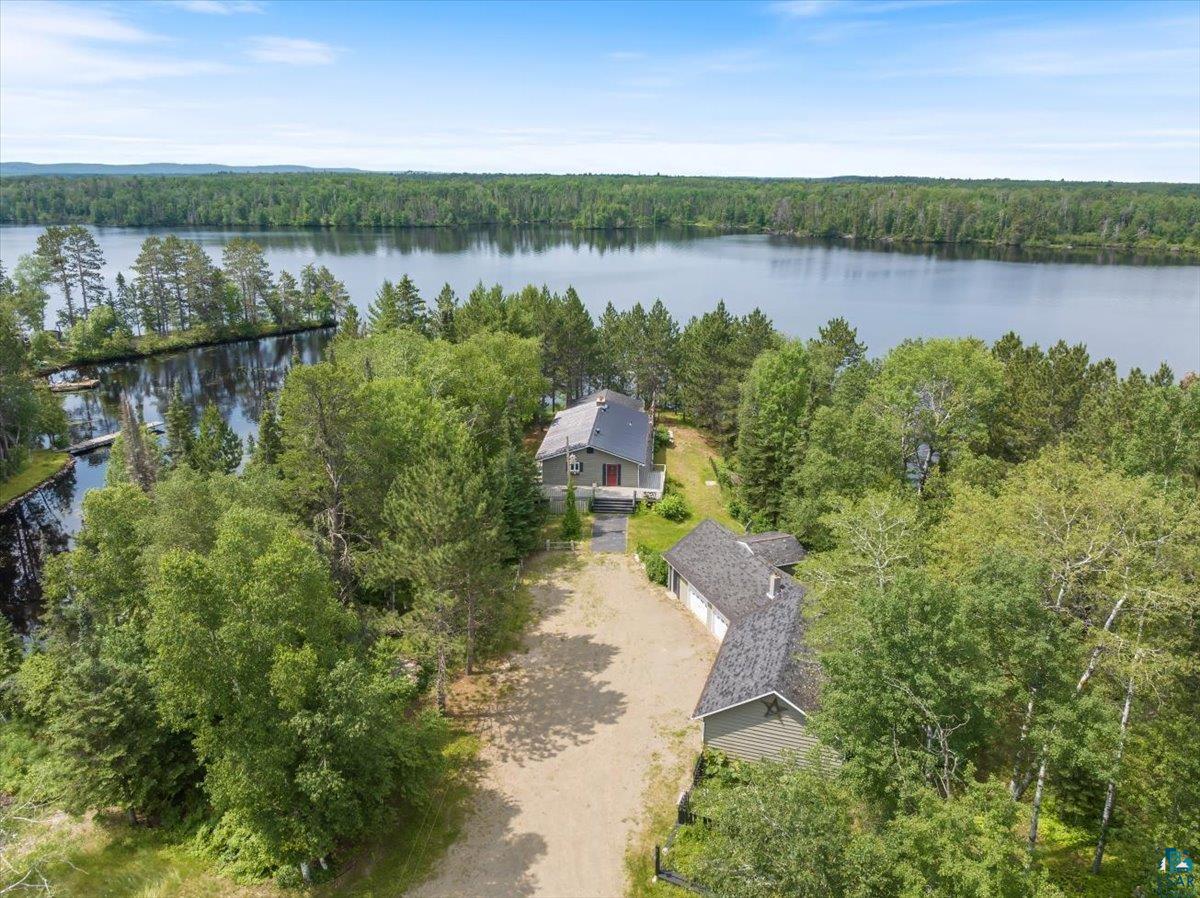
xmin=2 ymin=173 xmax=1198 ymax=252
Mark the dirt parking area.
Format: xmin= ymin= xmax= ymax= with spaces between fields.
xmin=409 ymin=552 xmax=716 ymax=898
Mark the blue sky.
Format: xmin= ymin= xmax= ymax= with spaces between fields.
xmin=1 ymin=0 xmax=1197 ymax=180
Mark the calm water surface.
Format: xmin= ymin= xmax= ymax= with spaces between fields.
xmin=2 ymin=225 xmax=1197 ymax=372
xmin=1 ymin=226 xmax=1198 ymax=629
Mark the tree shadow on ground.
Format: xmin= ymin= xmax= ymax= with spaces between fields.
xmin=405 ymin=785 xmax=547 ymax=898
xmin=459 ymin=566 xmax=627 ymax=766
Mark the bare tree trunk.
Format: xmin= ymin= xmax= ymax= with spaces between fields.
xmin=1010 ymin=687 xmax=1037 ymax=799
xmin=1092 ymin=673 xmax=1135 ymax=874
xmin=1027 ymin=753 xmax=1049 ymax=855
xmin=436 ymin=643 xmax=447 ymax=713
xmin=465 ymin=593 xmax=476 ymax=676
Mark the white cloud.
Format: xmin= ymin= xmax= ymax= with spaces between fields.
xmin=166 ymin=0 xmax=264 ymax=13
xmin=0 ymin=2 xmax=230 ymax=85
xmin=247 ymin=36 xmax=338 ymax=65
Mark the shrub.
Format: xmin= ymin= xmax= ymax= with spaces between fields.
xmin=654 ymin=424 xmax=672 ymax=451
xmin=560 ymin=483 xmax=583 ymax=540
xmin=655 ymin=492 xmax=690 ymax=522
xmin=638 ymin=544 xmax=668 ymax=585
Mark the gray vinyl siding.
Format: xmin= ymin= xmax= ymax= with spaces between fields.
xmin=541 ymin=449 xmax=643 ymax=487
xmin=702 ymin=699 xmax=822 ymax=763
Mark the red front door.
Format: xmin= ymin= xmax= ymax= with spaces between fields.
xmin=603 ymin=463 xmax=621 ymax=486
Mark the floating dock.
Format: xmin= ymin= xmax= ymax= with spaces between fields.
xmin=49 ymin=378 xmax=101 ymax=393
xmin=67 ymin=422 xmax=164 ymax=455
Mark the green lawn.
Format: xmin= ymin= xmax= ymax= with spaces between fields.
xmin=0 ymin=450 xmax=71 ymax=507
xmin=628 ymin=416 xmax=739 ymax=554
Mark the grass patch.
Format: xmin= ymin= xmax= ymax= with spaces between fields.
xmin=0 ymin=450 xmax=71 ymax=507
xmin=629 ymin=416 xmax=738 ymax=554
xmin=538 ymin=510 xmax=593 ymax=546
xmin=1035 ymin=807 xmax=1153 ymax=897
xmin=623 ymin=725 xmax=697 ymax=898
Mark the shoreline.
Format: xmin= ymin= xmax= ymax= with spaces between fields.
xmin=1 ymin=221 xmax=1195 ymax=260
xmin=0 ymin=451 xmax=75 ymax=516
xmin=37 ymin=320 xmax=336 ymax=376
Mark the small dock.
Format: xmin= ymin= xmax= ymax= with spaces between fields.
xmin=49 ymin=378 xmax=100 ymax=393
xmin=67 ymin=421 xmax=164 ymax=455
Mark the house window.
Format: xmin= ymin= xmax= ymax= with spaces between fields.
xmin=569 ymin=459 xmax=582 ymax=475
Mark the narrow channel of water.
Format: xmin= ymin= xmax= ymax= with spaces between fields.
xmin=0 ymin=329 xmax=333 ymax=630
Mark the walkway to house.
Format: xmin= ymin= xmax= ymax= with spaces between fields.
xmin=590 ymin=514 xmax=628 ymax=553
xmin=408 ymin=553 xmax=716 ymax=898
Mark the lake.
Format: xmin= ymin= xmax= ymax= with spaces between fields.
xmin=1 ymin=226 xmax=1198 ymax=629
xmin=2 ymin=225 xmax=1198 ymax=373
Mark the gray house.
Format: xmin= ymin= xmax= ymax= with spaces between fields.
xmin=664 ymin=519 xmax=826 ymax=763
xmin=536 ymin=390 xmax=665 ymax=503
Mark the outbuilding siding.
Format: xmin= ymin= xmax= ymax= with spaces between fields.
xmin=701 ymin=699 xmax=821 ymax=762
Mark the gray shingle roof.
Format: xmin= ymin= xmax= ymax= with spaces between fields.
xmin=662 ymin=518 xmax=820 ymax=720
xmin=663 ymin=519 xmax=779 ymax=622
xmin=740 ymin=532 xmax=806 ymax=568
xmin=692 ymin=585 xmax=821 ymax=718
xmin=536 ymin=391 xmax=652 ymax=467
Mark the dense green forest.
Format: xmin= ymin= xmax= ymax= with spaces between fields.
xmin=2 ymin=266 xmax=1197 ymax=894
xmin=2 ymin=173 xmax=1199 ymax=252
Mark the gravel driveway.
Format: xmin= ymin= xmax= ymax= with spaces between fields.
xmin=409 ymin=553 xmax=716 ymax=898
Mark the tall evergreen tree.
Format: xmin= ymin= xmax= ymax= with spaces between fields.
xmin=432 ymin=282 xmax=458 ymax=341
xmin=221 ymin=238 xmax=273 ymax=323
xmin=35 ymin=226 xmax=77 ymax=326
xmin=737 ymin=339 xmax=811 ymax=530
xmin=367 ymin=280 xmax=402 ymax=332
xmin=163 ymin=386 xmax=194 ymax=468
xmin=191 ymin=404 xmax=242 ymax=475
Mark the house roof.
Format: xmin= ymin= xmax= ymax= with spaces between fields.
xmin=577 ymin=389 xmax=644 ymax=411
xmin=663 ymin=519 xmax=782 ymax=622
xmin=738 ymin=532 xmax=806 ymax=568
xmin=535 ymin=391 xmax=652 ymax=467
xmin=692 ymin=586 xmax=821 ymax=719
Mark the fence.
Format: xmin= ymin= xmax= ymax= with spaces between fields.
xmin=544 ymin=539 xmax=582 ymax=551
xmin=545 ymin=494 xmax=590 ymax=514
xmin=653 ymin=753 xmax=715 ymax=896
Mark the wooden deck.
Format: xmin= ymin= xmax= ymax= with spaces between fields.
xmin=67 ymin=421 xmax=164 ymax=455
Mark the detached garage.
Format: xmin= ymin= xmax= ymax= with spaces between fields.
xmin=663 ymin=519 xmax=828 ymax=764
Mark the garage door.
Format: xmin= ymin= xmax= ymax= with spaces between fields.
xmin=687 ymin=585 xmax=708 ymax=624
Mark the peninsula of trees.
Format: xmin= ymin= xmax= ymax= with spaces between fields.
xmin=2 ymin=173 xmax=1198 ymax=253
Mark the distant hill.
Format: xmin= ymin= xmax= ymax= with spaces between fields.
xmin=0 ymin=162 xmax=367 ymax=176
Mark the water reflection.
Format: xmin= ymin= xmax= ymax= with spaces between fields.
xmin=0 ymin=328 xmax=333 ymax=631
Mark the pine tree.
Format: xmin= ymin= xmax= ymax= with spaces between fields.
xmin=432 ymin=282 xmax=458 ymax=341
xmin=736 ymin=340 xmax=811 ymax=529
xmin=340 ymin=303 xmax=362 ymax=337
xmin=133 ymin=237 xmax=170 ymax=335
xmin=163 ymin=386 xmax=194 ymax=468
xmin=255 ymin=397 xmax=283 ymax=466
xmin=394 ymin=274 xmax=428 ymax=334
xmin=35 ymin=226 xmax=75 ymax=326
xmin=496 ymin=446 xmax=546 ymax=560
xmin=560 ymin=482 xmax=582 ymax=540
xmin=62 ymin=226 xmax=106 ymax=320
xmin=367 ymin=280 xmax=402 ymax=332
xmin=221 ymin=238 xmax=272 ymax=323
xmin=191 ymin=404 xmax=242 ymax=475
